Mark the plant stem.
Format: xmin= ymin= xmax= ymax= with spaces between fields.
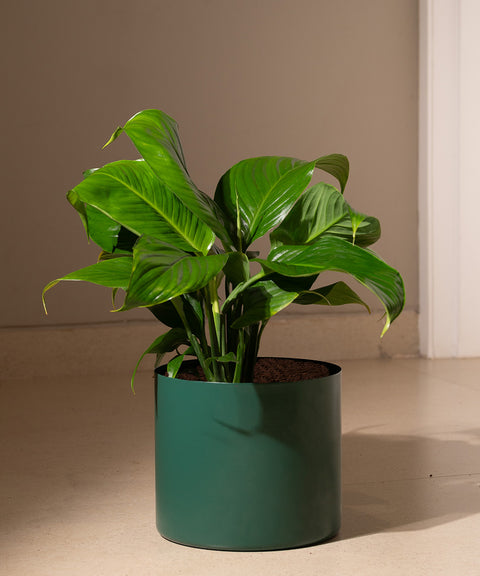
xmin=203 ymin=282 xmax=224 ymax=381
xmin=172 ymin=297 xmax=213 ymax=381
xmin=233 ymin=329 xmax=245 ymax=383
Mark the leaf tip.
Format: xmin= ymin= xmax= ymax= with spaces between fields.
xmin=102 ymin=126 xmax=123 ymax=149
xmin=380 ymin=318 xmax=391 ymax=338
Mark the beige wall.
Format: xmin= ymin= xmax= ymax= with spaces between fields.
xmin=1 ymin=1 xmax=418 ymax=353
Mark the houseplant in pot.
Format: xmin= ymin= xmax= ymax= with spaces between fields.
xmin=43 ymin=109 xmax=405 ymax=550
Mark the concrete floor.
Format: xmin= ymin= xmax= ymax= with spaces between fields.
xmin=1 ymin=358 xmax=479 ymax=575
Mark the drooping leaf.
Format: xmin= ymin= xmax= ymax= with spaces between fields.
xmin=121 ymin=236 xmax=228 ymax=310
xmin=71 ymin=159 xmax=214 ymax=254
xmin=131 ymin=327 xmax=189 ymax=391
xmin=42 ymin=256 xmax=133 ymax=312
xmin=314 ymin=154 xmax=349 ymax=193
xmin=231 ymin=274 xmax=316 ymax=328
xmin=294 ymin=281 xmax=370 ymax=311
xmin=256 ymin=237 xmax=405 ymax=335
xmin=107 ymin=109 xmax=227 ymax=246
xmin=270 ymin=182 xmax=348 ymax=247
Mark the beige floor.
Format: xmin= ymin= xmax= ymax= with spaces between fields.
xmin=1 ymin=358 xmax=479 ymax=575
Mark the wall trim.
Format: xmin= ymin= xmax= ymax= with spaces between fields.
xmin=419 ymin=0 xmax=480 ymax=357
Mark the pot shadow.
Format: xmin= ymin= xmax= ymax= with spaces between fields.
xmin=334 ymin=428 xmax=480 ymax=541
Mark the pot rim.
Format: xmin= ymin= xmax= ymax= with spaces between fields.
xmin=155 ymin=356 xmax=341 ymax=386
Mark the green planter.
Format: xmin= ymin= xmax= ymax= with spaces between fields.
xmin=154 ymin=358 xmax=341 ymax=551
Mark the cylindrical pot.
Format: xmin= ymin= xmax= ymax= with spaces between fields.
xmin=154 ymin=358 xmax=341 ymax=551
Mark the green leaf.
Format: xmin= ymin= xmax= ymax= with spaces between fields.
xmin=215 ymin=156 xmax=315 ymax=249
xmin=221 ymin=271 xmax=268 ymax=312
xmin=270 ymin=184 xmax=381 ymax=249
xmin=215 ymin=352 xmax=237 ymax=363
xmin=215 ymin=154 xmax=350 ymax=250
xmin=323 ymin=212 xmax=381 ymax=247
xmin=314 ymin=154 xmax=349 ymax=193
xmin=294 ymin=281 xmax=370 ymax=311
xmin=223 ymin=251 xmax=250 ymax=286
xmin=42 ymin=256 xmax=133 ymax=313
xmin=148 ymin=295 xmax=204 ymax=336
xmin=68 ymin=179 xmax=138 ymax=255
xmin=205 ymin=351 xmax=237 ymax=369
xmin=348 ymin=207 xmax=367 ymax=243
xmin=85 ymin=205 xmax=138 ymax=254
xmin=131 ymin=328 xmax=188 ymax=391
xmin=122 ymin=236 xmax=228 ymax=310
xmin=167 ymin=352 xmax=189 ymax=378
xmin=71 ymin=159 xmax=214 ymax=254
xmin=232 ymin=275 xmax=316 ymax=328
xmin=256 ymin=237 xmax=405 ymax=335
xmin=270 ymin=182 xmax=348 ymax=247
xmin=111 ymin=109 xmax=226 ymax=246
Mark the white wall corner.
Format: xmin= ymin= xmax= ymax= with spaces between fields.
xmin=419 ymin=0 xmax=480 ymax=358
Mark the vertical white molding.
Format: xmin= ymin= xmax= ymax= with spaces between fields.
xmin=419 ymin=0 xmax=480 ymax=357
xmin=418 ymin=0 xmax=460 ymax=357
xmin=457 ymin=0 xmax=480 ymax=356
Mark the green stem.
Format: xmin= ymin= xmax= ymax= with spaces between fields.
xmin=203 ymin=282 xmax=223 ymax=381
xmin=233 ymin=329 xmax=245 ymax=383
xmin=172 ymin=297 xmax=213 ymax=381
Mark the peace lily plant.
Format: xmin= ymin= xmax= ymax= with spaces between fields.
xmin=43 ymin=109 xmax=405 ymax=386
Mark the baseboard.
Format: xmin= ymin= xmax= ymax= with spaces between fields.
xmin=0 ymin=309 xmax=418 ymax=380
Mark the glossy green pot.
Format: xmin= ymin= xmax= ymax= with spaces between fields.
xmin=154 ymin=358 xmax=341 ymax=551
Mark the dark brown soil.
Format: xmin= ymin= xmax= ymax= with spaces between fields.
xmin=174 ymin=357 xmax=330 ymax=383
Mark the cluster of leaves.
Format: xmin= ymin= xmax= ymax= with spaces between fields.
xmin=43 ymin=109 xmax=405 ymax=386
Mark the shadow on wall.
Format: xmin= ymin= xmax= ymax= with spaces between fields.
xmin=337 ymin=429 xmax=480 ymax=540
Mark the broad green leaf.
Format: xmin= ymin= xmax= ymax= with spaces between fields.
xmin=122 ymin=236 xmax=228 ymax=310
xmin=270 ymin=183 xmax=348 ymax=247
xmin=72 ymin=159 xmax=213 ymax=254
xmin=215 ymin=154 xmax=350 ymax=250
xmin=256 ymin=237 xmax=405 ymax=335
xmin=42 ymin=256 xmax=133 ymax=312
xmin=108 ymin=109 xmax=226 ymax=246
xmin=215 ymin=156 xmax=315 ymax=249
xmin=232 ymin=275 xmax=316 ymax=328
xmin=85 ymin=205 xmax=138 ymax=254
xmin=294 ymin=281 xmax=370 ymax=311
xmin=68 ymin=179 xmax=138 ymax=254
xmin=131 ymin=327 xmax=188 ymax=391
